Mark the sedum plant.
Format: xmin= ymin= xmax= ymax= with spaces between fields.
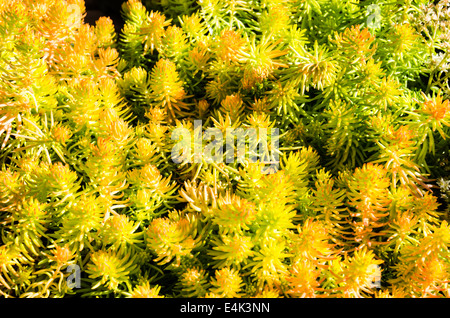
xmin=0 ymin=0 xmax=450 ymax=299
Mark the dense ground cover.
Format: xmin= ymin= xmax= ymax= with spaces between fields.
xmin=0 ymin=0 xmax=450 ymax=298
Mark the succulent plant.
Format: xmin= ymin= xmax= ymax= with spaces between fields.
xmin=0 ymin=0 xmax=450 ymax=298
